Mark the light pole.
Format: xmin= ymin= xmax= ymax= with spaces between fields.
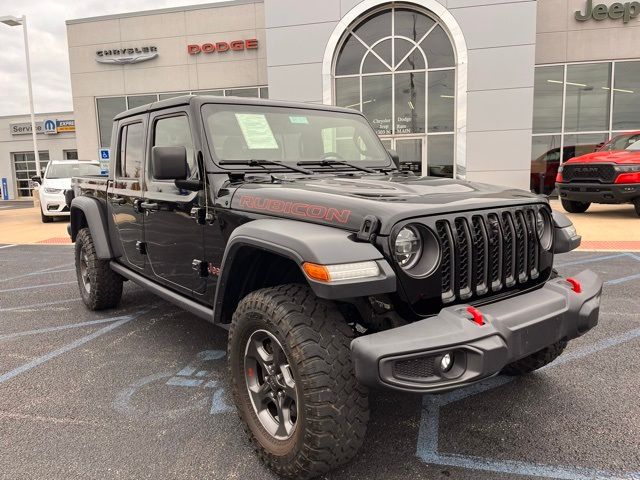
xmin=0 ymin=15 xmax=42 ymax=184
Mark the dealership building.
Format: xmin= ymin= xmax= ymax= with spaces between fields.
xmin=0 ymin=113 xmax=77 ymax=200
xmin=60 ymin=0 xmax=640 ymax=191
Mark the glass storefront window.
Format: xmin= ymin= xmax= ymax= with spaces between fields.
xmin=564 ymin=63 xmax=611 ymax=132
xmin=226 ymin=88 xmax=259 ymax=98
xmin=395 ymin=72 xmax=425 ymax=134
xmin=127 ymin=94 xmax=157 ymax=109
xmin=362 ymin=75 xmax=392 ymax=135
xmin=532 ymin=66 xmax=564 ymax=134
xmin=427 ymin=134 xmax=454 ymax=178
xmin=159 ymin=92 xmax=189 ymax=100
xmin=259 ymin=87 xmax=269 ymax=99
xmin=96 ymin=97 xmax=126 ymax=148
xmin=612 ymin=61 xmax=640 ymax=131
xmin=333 ymin=5 xmax=457 ymax=177
xmin=562 ymin=133 xmax=608 ymax=160
xmin=428 ymin=70 xmax=455 ymax=133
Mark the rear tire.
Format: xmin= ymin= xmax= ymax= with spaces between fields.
xmin=75 ymin=227 xmax=123 ymax=310
xmin=40 ymin=209 xmax=53 ymax=223
xmin=634 ymin=198 xmax=640 ymax=217
xmin=228 ymin=284 xmax=369 ymax=479
xmin=501 ymin=339 xmax=567 ymax=375
xmin=561 ymin=199 xmax=590 ymax=213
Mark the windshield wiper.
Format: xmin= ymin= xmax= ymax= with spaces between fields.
xmin=297 ymin=160 xmax=376 ymax=174
xmin=219 ymin=159 xmax=312 ymax=175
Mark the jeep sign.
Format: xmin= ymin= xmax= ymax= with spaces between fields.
xmin=575 ymin=0 xmax=640 ymax=22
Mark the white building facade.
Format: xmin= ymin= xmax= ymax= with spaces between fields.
xmin=63 ymin=0 xmax=640 ymax=192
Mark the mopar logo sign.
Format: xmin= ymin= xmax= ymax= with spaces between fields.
xmin=43 ymin=119 xmax=56 ymax=135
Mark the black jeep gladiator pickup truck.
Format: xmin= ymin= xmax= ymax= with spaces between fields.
xmin=68 ymin=95 xmax=602 ymax=479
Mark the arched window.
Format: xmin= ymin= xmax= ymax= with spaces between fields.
xmin=333 ymin=4 xmax=457 ymax=177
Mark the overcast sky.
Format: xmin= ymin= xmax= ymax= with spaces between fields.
xmin=0 ymin=0 xmax=219 ymax=117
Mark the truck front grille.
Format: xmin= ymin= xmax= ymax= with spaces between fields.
xmin=435 ymin=207 xmax=542 ymax=304
xmin=563 ymin=163 xmax=616 ymax=183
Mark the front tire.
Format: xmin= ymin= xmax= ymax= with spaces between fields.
xmin=75 ymin=227 xmax=123 ymax=310
xmin=40 ymin=209 xmax=53 ymax=223
xmin=501 ymin=339 xmax=567 ymax=375
xmin=561 ymin=199 xmax=590 ymax=213
xmin=228 ymin=284 xmax=369 ymax=479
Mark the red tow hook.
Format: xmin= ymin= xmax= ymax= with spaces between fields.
xmin=466 ymin=306 xmax=485 ymax=326
xmin=566 ymin=277 xmax=582 ymax=293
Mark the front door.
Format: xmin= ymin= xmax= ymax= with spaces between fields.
xmin=143 ymin=110 xmax=205 ymax=296
xmin=108 ymin=119 xmax=146 ymax=270
xmin=381 ymin=136 xmax=426 ymax=175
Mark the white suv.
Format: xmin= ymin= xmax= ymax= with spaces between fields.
xmin=36 ymin=160 xmax=102 ymax=223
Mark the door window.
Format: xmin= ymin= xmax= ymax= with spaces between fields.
xmin=153 ymin=116 xmax=197 ymax=180
xmin=118 ymin=123 xmax=144 ymax=179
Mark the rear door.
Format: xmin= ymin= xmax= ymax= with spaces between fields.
xmin=143 ymin=108 xmax=205 ymax=295
xmin=108 ymin=117 xmax=146 ymax=270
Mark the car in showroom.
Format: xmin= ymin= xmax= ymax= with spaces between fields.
xmin=67 ymin=95 xmax=601 ymax=479
xmin=32 ymin=160 xmax=102 ymax=222
xmin=556 ymin=132 xmax=640 ymax=216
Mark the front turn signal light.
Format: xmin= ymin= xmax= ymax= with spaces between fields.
xmin=302 ymin=261 xmax=380 ymax=283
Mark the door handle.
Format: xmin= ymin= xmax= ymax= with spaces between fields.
xmin=140 ymin=201 xmax=159 ymax=212
xmin=110 ymin=196 xmax=126 ymax=205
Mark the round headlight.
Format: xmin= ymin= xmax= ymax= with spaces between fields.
xmin=394 ymin=226 xmax=422 ymax=269
xmin=536 ymin=209 xmax=553 ymax=251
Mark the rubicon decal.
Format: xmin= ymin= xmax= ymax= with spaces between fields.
xmin=238 ymin=195 xmax=351 ymax=224
xmin=188 ymin=39 xmax=258 ymax=55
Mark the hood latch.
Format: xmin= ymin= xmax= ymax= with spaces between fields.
xmin=357 ymin=215 xmax=380 ymax=242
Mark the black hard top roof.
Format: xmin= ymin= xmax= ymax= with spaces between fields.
xmin=113 ymin=95 xmax=361 ymax=121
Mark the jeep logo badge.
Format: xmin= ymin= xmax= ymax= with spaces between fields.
xmin=575 ymin=0 xmax=640 ymax=22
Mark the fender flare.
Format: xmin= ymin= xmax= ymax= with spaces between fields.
xmin=212 ymin=219 xmax=396 ymax=323
xmin=69 ymin=196 xmax=114 ymax=259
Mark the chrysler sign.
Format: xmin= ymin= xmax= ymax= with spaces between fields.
xmin=96 ymin=46 xmax=158 ymax=64
xmin=187 ymin=39 xmax=258 ymax=55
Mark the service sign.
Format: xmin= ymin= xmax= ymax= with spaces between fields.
xmin=10 ymin=119 xmax=75 ymax=135
xmin=10 ymin=121 xmax=44 ymax=135
xmin=56 ymin=119 xmax=75 ymax=133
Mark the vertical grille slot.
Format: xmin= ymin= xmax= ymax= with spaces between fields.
xmin=525 ymin=209 xmax=540 ymax=279
xmin=454 ymin=218 xmax=473 ymax=300
xmin=471 ymin=216 xmax=489 ymax=296
xmin=436 ymin=220 xmax=455 ymax=304
xmin=501 ymin=212 xmax=517 ymax=288
xmin=514 ymin=211 xmax=529 ymax=283
xmin=486 ymin=213 xmax=503 ymax=292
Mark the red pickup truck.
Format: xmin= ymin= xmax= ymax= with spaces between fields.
xmin=556 ymin=131 xmax=640 ymax=217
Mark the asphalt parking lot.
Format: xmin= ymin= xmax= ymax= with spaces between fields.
xmin=0 ymin=244 xmax=639 ymax=480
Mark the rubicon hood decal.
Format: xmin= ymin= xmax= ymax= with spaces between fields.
xmin=238 ymin=195 xmax=351 ymax=224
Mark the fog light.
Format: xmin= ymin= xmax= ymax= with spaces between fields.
xmin=440 ymin=353 xmax=453 ymax=373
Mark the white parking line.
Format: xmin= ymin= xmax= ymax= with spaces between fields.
xmin=0 ymin=244 xmax=17 ymax=249
xmin=0 ymin=281 xmax=75 ymax=293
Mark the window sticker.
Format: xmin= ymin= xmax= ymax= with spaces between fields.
xmin=234 ymin=113 xmax=278 ymax=149
xmin=289 ymin=115 xmax=309 ymax=124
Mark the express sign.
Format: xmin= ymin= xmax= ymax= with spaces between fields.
xmin=187 ymin=39 xmax=258 ymax=55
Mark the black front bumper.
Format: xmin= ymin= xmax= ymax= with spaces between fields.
xmin=351 ymin=270 xmax=602 ymax=393
xmin=557 ymin=182 xmax=640 ymax=204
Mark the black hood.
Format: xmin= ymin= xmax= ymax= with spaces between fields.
xmin=229 ymin=173 xmax=546 ymax=235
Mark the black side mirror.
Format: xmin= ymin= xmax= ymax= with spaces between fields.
xmin=386 ymin=148 xmax=400 ymax=169
xmin=31 ymin=176 xmax=42 ymax=184
xmin=152 ymin=146 xmax=188 ymax=180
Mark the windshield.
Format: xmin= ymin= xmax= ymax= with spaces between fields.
xmin=45 ymin=163 xmax=102 ymax=179
xmin=202 ymin=104 xmax=390 ymax=168
xmin=626 ymin=140 xmax=640 ymax=151
xmin=603 ymin=133 xmax=640 ymax=151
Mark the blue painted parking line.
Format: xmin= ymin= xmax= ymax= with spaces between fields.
xmin=166 ymin=377 xmax=204 ymax=387
xmin=0 ymin=315 xmax=132 ymax=341
xmin=416 ymin=327 xmax=640 ymax=479
xmin=0 ymin=281 xmax=76 ymax=293
xmin=554 ymin=253 xmax=627 ymax=268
